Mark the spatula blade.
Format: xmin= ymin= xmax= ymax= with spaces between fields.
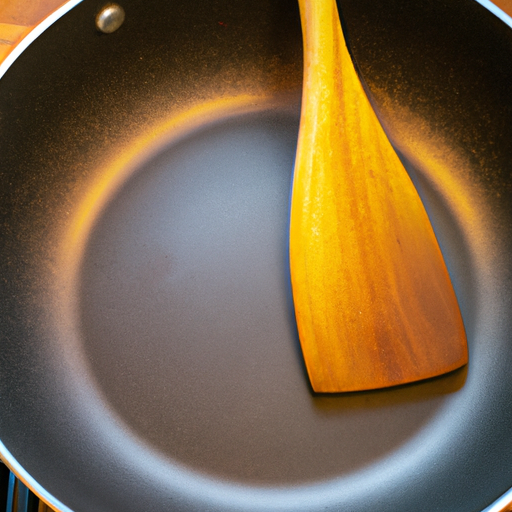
xmin=290 ymin=0 xmax=468 ymax=393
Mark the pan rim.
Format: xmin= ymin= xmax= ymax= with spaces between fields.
xmin=474 ymin=0 xmax=512 ymax=27
xmin=0 ymin=442 xmax=72 ymax=512
xmin=0 ymin=0 xmax=83 ymax=81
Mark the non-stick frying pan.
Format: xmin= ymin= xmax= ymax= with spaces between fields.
xmin=1 ymin=0 xmax=512 ymax=511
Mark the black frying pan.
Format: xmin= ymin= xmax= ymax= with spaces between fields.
xmin=1 ymin=0 xmax=512 ymax=511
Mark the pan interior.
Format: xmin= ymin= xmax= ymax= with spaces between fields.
xmin=75 ymin=105 xmax=469 ymax=485
xmin=1 ymin=0 xmax=512 ymax=510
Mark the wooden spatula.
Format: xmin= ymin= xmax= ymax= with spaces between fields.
xmin=289 ymin=0 xmax=468 ymax=392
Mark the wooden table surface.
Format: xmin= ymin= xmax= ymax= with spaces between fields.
xmin=0 ymin=0 xmax=67 ymax=63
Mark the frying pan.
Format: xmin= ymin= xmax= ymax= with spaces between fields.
xmin=0 ymin=0 xmax=512 ymax=511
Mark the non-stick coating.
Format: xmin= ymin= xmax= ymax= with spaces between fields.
xmin=0 ymin=0 xmax=512 ymax=511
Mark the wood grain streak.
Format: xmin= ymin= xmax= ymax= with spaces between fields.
xmin=290 ymin=0 xmax=468 ymax=392
xmin=0 ymin=0 xmax=67 ymax=66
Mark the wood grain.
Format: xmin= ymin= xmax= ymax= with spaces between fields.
xmin=290 ymin=0 xmax=468 ymax=392
xmin=492 ymin=0 xmax=512 ymax=16
xmin=0 ymin=0 xmax=67 ymax=65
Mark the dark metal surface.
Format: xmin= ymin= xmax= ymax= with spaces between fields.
xmin=0 ymin=0 xmax=511 ymax=510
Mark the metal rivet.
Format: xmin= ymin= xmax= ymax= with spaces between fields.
xmin=96 ymin=3 xmax=125 ymax=34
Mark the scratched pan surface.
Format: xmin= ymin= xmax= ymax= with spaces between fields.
xmin=0 ymin=0 xmax=511 ymax=511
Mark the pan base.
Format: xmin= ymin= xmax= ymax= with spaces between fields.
xmin=78 ymin=107 xmax=467 ymax=485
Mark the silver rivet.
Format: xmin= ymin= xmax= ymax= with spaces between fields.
xmin=96 ymin=3 xmax=125 ymax=34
